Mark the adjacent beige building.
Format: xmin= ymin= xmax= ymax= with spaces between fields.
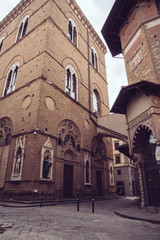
xmin=112 ymin=138 xmax=138 ymax=196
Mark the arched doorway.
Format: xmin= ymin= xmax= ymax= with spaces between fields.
xmin=116 ymin=181 xmax=125 ymax=196
xmin=63 ymin=151 xmax=74 ymax=198
xmin=133 ymin=125 xmax=160 ymax=206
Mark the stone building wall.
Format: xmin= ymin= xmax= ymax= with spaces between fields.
xmin=0 ymin=0 xmax=112 ymax=200
xmin=120 ymin=0 xmax=160 ymax=85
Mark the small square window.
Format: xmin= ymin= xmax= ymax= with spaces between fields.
xmin=114 ymin=141 xmax=119 ymax=150
xmin=117 ymin=170 xmax=121 ymax=175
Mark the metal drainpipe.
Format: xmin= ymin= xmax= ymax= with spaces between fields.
xmin=87 ymin=30 xmax=97 ymax=126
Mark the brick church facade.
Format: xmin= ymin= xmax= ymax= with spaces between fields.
xmin=0 ymin=0 xmax=113 ymax=200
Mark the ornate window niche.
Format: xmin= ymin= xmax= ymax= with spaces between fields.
xmin=0 ymin=117 xmax=12 ymax=147
xmin=40 ymin=138 xmax=54 ymax=181
xmin=57 ymin=120 xmax=81 ymax=154
xmin=11 ymin=135 xmax=25 ymax=181
xmin=84 ymin=152 xmax=91 ymax=185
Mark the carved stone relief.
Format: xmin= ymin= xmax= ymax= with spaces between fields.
xmin=57 ymin=120 xmax=80 ymax=153
xmin=91 ymin=136 xmax=106 ymax=161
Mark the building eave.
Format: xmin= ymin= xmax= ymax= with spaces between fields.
xmin=101 ymin=0 xmax=136 ymax=56
xmin=111 ymin=81 xmax=160 ymax=114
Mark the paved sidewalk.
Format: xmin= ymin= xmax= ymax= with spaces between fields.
xmin=113 ymin=197 xmax=160 ymax=224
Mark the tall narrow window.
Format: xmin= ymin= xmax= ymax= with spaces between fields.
xmin=66 ymin=69 xmax=71 ymax=91
xmin=65 ymin=66 xmax=78 ymax=100
xmin=16 ymin=22 xmax=23 ymax=42
xmin=86 ymin=160 xmax=90 ymax=184
xmin=91 ymin=49 xmax=95 ymax=66
xmin=93 ymin=90 xmax=100 ymax=114
xmin=84 ymin=152 xmax=91 ymax=185
xmin=16 ymin=16 xmax=29 ymax=42
xmin=3 ymin=63 xmax=19 ymax=97
xmin=68 ymin=21 xmax=72 ymax=41
xmin=91 ymin=47 xmax=98 ymax=71
xmin=0 ymin=37 xmax=4 ymax=53
xmin=73 ymin=26 xmax=77 ymax=47
xmin=68 ymin=19 xmax=78 ymax=47
xmin=22 ymin=18 xmax=28 ymax=38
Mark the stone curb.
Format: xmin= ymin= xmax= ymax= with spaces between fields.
xmin=115 ymin=211 xmax=160 ymax=225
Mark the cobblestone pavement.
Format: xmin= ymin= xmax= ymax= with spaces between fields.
xmin=0 ymin=198 xmax=160 ymax=240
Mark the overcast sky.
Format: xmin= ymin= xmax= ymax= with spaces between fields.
xmin=0 ymin=0 xmax=128 ymax=108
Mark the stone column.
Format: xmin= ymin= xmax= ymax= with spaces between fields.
xmin=137 ymin=162 xmax=146 ymax=208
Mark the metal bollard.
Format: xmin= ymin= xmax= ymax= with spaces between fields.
xmin=92 ymin=193 xmax=95 ymax=213
xmin=77 ymin=192 xmax=80 ymax=211
xmin=40 ymin=192 xmax=43 ymax=207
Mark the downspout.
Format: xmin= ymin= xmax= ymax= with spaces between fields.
xmin=87 ymin=30 xmax=128 ymax=141
xmin=87 ymin=30 xmax=97 ymax=126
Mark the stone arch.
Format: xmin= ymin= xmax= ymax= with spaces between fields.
xmin=132 ymin=124 xmax=160 ymax=206
xmin=61 ymin=57 xmax=82 ymax=84
xmin=65 ymin=11 xmax=81 ymax=36
xmin=132 ymin=124 xmax=153 ymax=153
xmin=91 ymin=82 xmax=104 ymax=104
xmin=15 ymin=9 xmax=33 ymax=29
xmin=2 ymin=55 xmax=24 ymax=78
xmin=57 ymin=119 xmax=81 ymax=153
xmin=91 ymin=136 xmax=107 ymax=161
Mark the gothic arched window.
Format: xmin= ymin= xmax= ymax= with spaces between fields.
xmin=65 ymin=66 xmax=78 ymax=100
xmin=68 ymin=19 xmax=78 ymax=47
xmin=0 ymin=37 xmax=4 ymax=53
xmin=91 ymin=47 xmax=98 ymax=71
xmin=16 ymin=16 xmax=29 ymax=42
xmin=93 ymin=90 xmax=100 ymax=115
xmin=3 ymin=62 xmax=19 ymax=97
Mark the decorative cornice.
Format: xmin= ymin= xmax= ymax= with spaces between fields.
xmin=0 ymin=0 xmax=34 ymax=32
xmin=0 ymin=0 xmax=107 ymax=54
xmin=66 ymin=0 xmax=107 ymax=54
